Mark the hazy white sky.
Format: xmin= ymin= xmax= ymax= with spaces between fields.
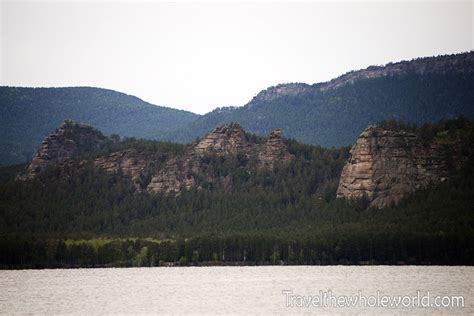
xmin=1 ymin=1 xmax=472 ymax=114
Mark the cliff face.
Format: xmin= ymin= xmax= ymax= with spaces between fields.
xmin=17 ymin=120 xmax=108 ymax=180
xmin=19 ymin=121 xmax=294 ymax=195
xmin=249 ymin=83 xmax=311 ymax=104
xmin=321 ymin=52 xmax=474 ymax=91
xmin=258 ymin=128 xmax=293 ymax=168
xmin=147 ymin=123 xmax=293 ymax=194
xmin=193 ymin=123 xmax=251 ymax=156
xmin=94 ymin=149 xmax=149 ymax=191
xmin=336 ymin=125 xmax=467 ymax=208
xmin=147 ymin=123 xmax=250 ymax=194
xmin=247 ymin=53 xmax=474 ymax=98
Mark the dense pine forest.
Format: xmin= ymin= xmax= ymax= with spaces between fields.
xmin=0 ymin=118 xmax=473 ymax=268
xmin=2 ymin=52 xmax=473 ymax=167
xmin=164 ymin=72 xmax=474 ymax=146
xmin=0 ymin=87 xmax=198 ymax=166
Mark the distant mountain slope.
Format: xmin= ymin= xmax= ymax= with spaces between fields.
xmin=0 ymin=87 xmax=198 ymax=166
xmin=2 ymin=52 xmax=473 ymax=166
xmin=165 ymin=52 xmax=474 ymax=146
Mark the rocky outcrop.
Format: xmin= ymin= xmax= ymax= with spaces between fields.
xmin=147 ymin=123 xmax=293 ymax=194
xmin=94 ymin=149 xmax=149 ymax=191
xmin=258 ymin=128 xmax=293 ymax=168
xmin=193 ymin=123 xmax=252 ymax=156
xmin=18 ymin=121 xmax=294 ymax=195
xmin=244 ymin=53 xmax=474 ymax=103
xmin=336 ymin=125 xmax=467 ymax=208
xmin=147 ymin=158 xmax=197 ymax=194
xmin=17 ymin=120 xmax=108 ymax=179
xmin=321 ymin=52 xmax=474 ymax=92
xmin=249 ymin=83 xmax=311 ymax=104
xmin=147 ymin=124 xmax=248 ymax=194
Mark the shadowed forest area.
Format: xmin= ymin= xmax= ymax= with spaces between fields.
xmin=0 ymin=118 xmax=473 ymax=268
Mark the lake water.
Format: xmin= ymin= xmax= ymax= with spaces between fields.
xmin=0 ymin=266 xmax=472 ymax=314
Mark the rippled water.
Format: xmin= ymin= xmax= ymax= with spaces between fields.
xmin=0 ymin=266 xmax=472 ymax=314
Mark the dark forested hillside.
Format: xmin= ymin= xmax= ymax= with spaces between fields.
xmin=2 ymin=52 xmax=472 ymax=167
xmin=1 ymin=148 xmax=473 ymax=267
xmin=0 ymin=135 xmax=349 ymax=238
xmin=0 ymin=87 xmax=198 ymax=166
xmin=0 ymin=118 xmax=473 ymax=267
xmin=165 ymin=53 xmax=474 ymax=145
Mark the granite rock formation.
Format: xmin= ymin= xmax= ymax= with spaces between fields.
xmin=193 ymin=123 xmax=251 ymax=156
xmin=250 ymin=83 xmax=311 ymax=104
xmin=321 ymin=52 xmax=474 ymax=91
xmin=94 ymin=149 xmax=149 ymax=191
xmin=18 ymin=121 xmax=294 ymax=195
xmin=147 ymin=123 xmax=294 ymax=194
xmin=17 ymin=120 xmax=108 ymax=180
xmin=336 ymin=125 xmax=467 ymax=208
xmin=258 ymin=128 xmax=294 ymax=168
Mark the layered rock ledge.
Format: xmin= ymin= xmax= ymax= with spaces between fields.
xmin=147 ymin=123 xmax=294 ymax=194
xmin=336 ymin=125 xmax=466 ymax=208
xmin=18 ymin=121 xmax=294 ymax=195
xmin=17 ymin=120 xmax=108 ymax=180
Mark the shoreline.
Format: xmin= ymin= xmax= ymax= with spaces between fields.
xmin=1 ymin=261 xmax=471 ymax=270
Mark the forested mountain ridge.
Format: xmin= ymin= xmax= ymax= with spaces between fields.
xmin=319 ymin=51 xmax=474 ymax=91
xmin=18 ymin=120 xmax=297 ymax=195
xmin=164 ymin=51 xmax=474 ymax=145
xmin=3 ymin=119 xmax=349 ymax=237
xmin=248 ymin=51 xmax=474 ymax=102
xmin=17 ymin=118 xmax=474 ymax=206
xmin=0 ymin=86 xmax=198 ymax=166
xmin=2 ymin=52 xmax=473 ymax=168
xmin=1 ymin=118 xmax=473 ymax=267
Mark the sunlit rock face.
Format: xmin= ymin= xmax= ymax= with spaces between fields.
xmin=336 ymin=125 xmax=468 ymax=208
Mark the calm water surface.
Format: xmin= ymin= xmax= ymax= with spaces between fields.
xmin=0 ymin=266 xmax=472 ymax=314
